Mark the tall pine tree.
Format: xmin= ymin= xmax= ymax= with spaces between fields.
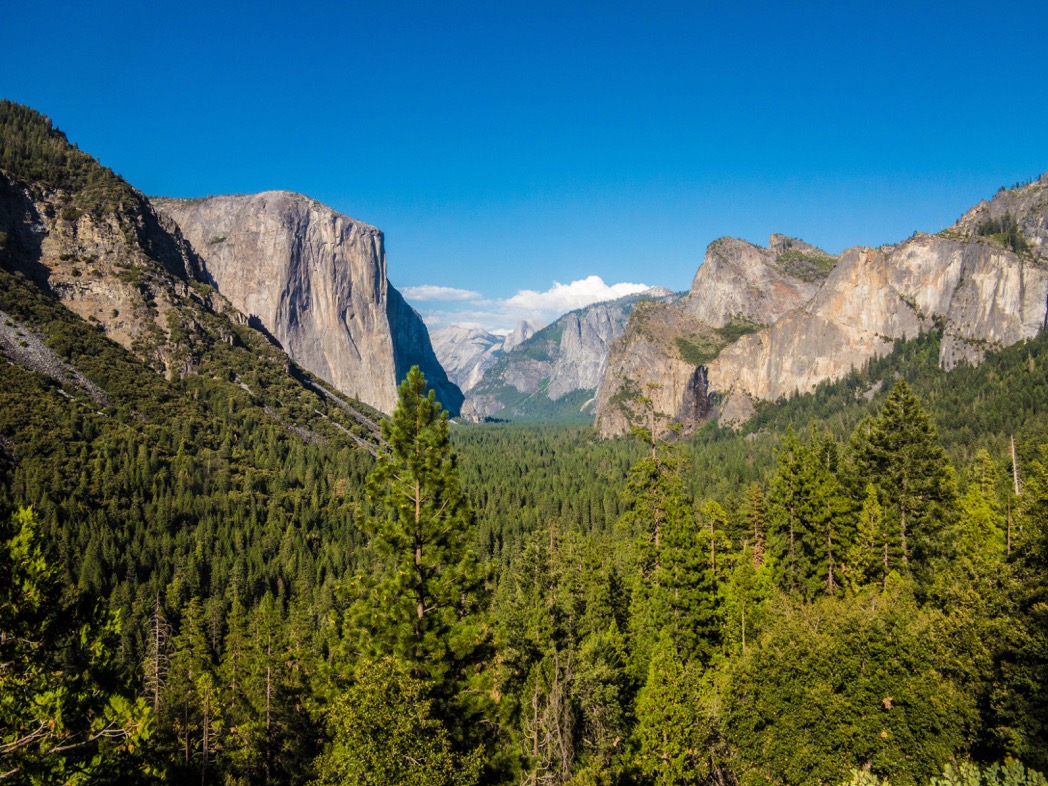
xmin=847 ymin=381 xmax=956 ymax=585
xmin=344 ymin=366 xmax=490 ymax=767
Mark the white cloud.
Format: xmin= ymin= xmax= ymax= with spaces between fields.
xmin=407 ymin=275 xmax=650 ymax=334
xmin=502 ymin=276 xmax=649 ymax=323
xmin=400 ymin=285 xmax=483 ymax=302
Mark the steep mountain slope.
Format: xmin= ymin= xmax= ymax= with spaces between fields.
xmin=0 ymin=102 xmax=230 ymax=379
xmin=596 ymin=236 xmax=836 ymax=435
xmin=462 ymin=289 xmax=673 ymax=422
xmin=430 ymin=321 xmax=539 ymax=393
xmin=0 ymin=101 xmax=384 ymax=445
xmin=153 ymin=192 xmax=462 ymax=415
xmin=596 ymin=176 xmax=1048 ymax=435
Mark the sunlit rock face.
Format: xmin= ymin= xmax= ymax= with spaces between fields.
xmin=462 ymin=292 xmax=670 ymax=422
xmin=155 ymin=191 xmax=461 ymax=414
xmin=597 ymin=174 xmax=1048 ymax=435
xmin=596 ymin=235 xmax=834 ymax=435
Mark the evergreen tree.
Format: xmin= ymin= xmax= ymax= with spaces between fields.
xmin=345 ymin=367 xmax=491 ymax=759
xmin=726 ymin=577 xmax=977 ymax=786
xmin=0 ymin=507 xmax=151 ymax=783
xmin=572 ymin=620 xmax=630 ymax=774
xmin=767 ymin=426 xmax=852 ymax=599
xmin=621 ymin=437 xmax=718 ymax=672
xmin=847 ymin=381 xmax=957 ymax=584
xmin=720 ymin=541 xmax=774 ymax=656
xmin=311 ymin=658 xmax=481 ymax=786
xmin=1006 ymin=455 xmax=1048 ymax=769
xmin=843 ymin=484 xmax=888 ymax=592
xmin=632 ymin=630 xmax=713 ymax=786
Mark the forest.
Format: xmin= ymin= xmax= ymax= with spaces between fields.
xmin=3 ymin=305 xmax=1048 ymax=785
xmin=2 ymin=99 xmax=1048 ymax=785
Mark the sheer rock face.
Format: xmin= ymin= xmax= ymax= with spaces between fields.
xmin=710 ymin=211 xmax=1048 ymax=422
xmin=430 ymin=320 xmax=541 ymax=394
xmin=503 ymin=320 xmax=540 ymax=353
xmin=546 ymin=305 xmax=625 ymax=399
xmin=597 ymin=175 xmax=1048 ymax=435
xmin=681 ymin=235 xmax=830 ymax=328
xmin=596 ymin=236 xmax=832 ymax=435
xmin=154 ymin=192 xmax=461 ymax=415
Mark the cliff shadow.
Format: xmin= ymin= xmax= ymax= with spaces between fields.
xmin=386 ymin=285 xmax=464 ymax=415
xmin=0 ymin=174 xmax=51 ymax=289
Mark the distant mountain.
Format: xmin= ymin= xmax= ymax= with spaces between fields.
xmin=596 ymin=176 xmax=1048 ymax=436
xmin=153 ymin=192 xmax=461 ymax=415
xmin=459 ymin=288 xmax=674 ymax=422
xmin=430 ymin=320 xmax=540 ymax=393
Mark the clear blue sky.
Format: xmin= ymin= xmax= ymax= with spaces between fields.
xmin=4 ymin=1 xmax=1047 ymax=331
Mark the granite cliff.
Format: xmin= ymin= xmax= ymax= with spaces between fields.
xmin=0 ymin=101 xmax=387 ymax=453
xmin=596 ymin=175 xmax=1048 ymax=436
xmin=154 ymin=193 xmax=462 ymax=415
xmin=596 ymin=236 xmax=835 ymax=435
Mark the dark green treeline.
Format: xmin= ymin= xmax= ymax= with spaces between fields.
xmin=3 ymin=322 xmax=1048 ymax=784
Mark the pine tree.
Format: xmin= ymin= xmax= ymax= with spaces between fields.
xmin=843 ymin=484 xmax=887 ymax=591
xmin=633 ymin=630 xmax=709 ymax=786
xmin=767 ymin=427 xmax=852 ymax=599
xmin=346 ymin=367 xmax=490 ymax=745
xmin=847 ymin=381 xmax=957 ymax=584
xmin=720 ymin=541 xmax=774 ymax=656
xmin=572 ymin=620 xmax=630 ymax=772
xmin=621 ymin=438 xmax=719 ymax=672
xmin=0 ymin=507 xmax=151 ymax=783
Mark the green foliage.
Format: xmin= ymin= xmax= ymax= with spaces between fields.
xmin=726 ymin=580 xmax=978 ymax=786
xmin=311 ymin=658 xmax=481 ymax=786
xmin=0 ymin=507 xmax=152 ymax=783
xmin=0 ymin=101 xmax=139 ymax=216
xmin=766 ymin=426 xmax=852 ymax=599
xmin=621 ymin=438 xmax=720 ymax=671
xmin=632 ymin=631 xmax=705 ymax=786
xmin=846 ymin=381 xmax=957 ymax=586
xmin=714 ymin=318 xmax=761 ymax=343
xmin=674 ymin=332 xmax=725 ymax=366
xmin=977 ymin=212 xmax=1030 ymax=255
xmin=930 ymin=759 xmax=1047 ymax=786
xmin=773 ymin=247 xmax=838 ymax=282
xmin=467 ymin=382 xmax=596 ymax=423
xmin=348 ymin=368 xmax=488 ymax=694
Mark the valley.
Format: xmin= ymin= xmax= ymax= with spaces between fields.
xmin=2 ymin=100 xmax=1047 ymax=786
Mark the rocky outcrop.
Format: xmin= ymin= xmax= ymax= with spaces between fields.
xmin=503 ymin=320 xmax=540 ymax=352
xmin=596 ymin=175 xmax=1048 ymax=435
xmin=681 ymin=235 xmax=833 ymax=327
xmin=596 ymin=237 xmax=835 ymax=435
xmin=464 ymin=290 xmax=672 ymax=421
xmin=154 ymin=192 xmax=461 ymax=415
xmin=431 ymin=319 xmax=542 ymax=398
xmin=709 ymin=229 xmax=1048 ymax=423
xmin=0 ymin=167 xmax=240 ymax=380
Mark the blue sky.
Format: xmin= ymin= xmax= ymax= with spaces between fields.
xmin=4 ymin=1 xmax=1047 ymax=332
